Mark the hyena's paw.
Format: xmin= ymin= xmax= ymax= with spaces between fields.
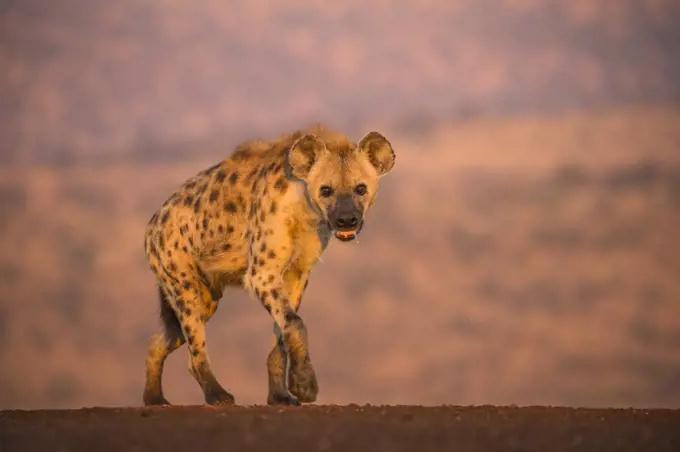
xmin=288 ymin=361 xmax=318 ymax=403
xmin=143 ymin=393 xmax=172 ymax=407
xmin=204 ymin=386 xmax=236 ymax=406
xmin=267 ymin=391 xmax=301 ymax=406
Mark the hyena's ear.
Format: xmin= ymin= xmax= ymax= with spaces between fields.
xmin=286 ymin=134 xmax=326 ymax=180
xmin=358 ymin=131 xmax=395 ymax=176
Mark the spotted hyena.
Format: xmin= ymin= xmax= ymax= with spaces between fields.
xmin=142 ymin=126 xmax=395 ymax=406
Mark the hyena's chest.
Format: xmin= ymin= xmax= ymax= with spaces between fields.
xmin=288 ymin=218 xmax=332 ymax=274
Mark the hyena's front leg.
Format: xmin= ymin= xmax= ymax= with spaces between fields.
xmin=280 ymin=268 xmax=318 ymax=403
xmin=245 ymin=240 xmax=317 ymax=405
xmin=265 ymin=269 xmax=317 ymax=405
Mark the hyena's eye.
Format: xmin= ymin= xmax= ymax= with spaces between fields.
xmin=319 ymin=185 xmax=334 ymax=198
xmin=354 ymin=183 xmax=367 ymax=196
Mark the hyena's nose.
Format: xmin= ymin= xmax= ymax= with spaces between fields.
xmin=335 ymin=214 xmax=358 ymax=230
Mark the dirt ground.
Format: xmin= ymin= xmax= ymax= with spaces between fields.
xmin=1 ymin=405 xmax=679 ymax=452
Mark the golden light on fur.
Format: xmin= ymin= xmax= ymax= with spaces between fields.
xmin=142 ymin=124 xmax=395 ymax=407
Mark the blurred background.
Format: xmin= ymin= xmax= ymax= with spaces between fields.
xmin=1 ymin=0 xmax=679 ymax=410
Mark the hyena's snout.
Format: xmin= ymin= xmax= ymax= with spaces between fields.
xmin=329 ymin=194 xmax=363 ymax=242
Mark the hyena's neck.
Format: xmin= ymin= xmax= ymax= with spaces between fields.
xmin=278 ymin=180 xmax=329 ymax=245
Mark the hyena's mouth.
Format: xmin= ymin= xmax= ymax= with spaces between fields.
xmin=333 ymin=221 xmax=363 ymax=242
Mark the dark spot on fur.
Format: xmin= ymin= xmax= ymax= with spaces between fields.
xmin=173 ymin=240 xmax=179 ymax=250
xmin=251 ymin=267 xmax=257 ymax=276
xmin=191 ymin=348 xmax=199 ymax=357
xmin=270 ymin=201 xmax=277 ymax=214
xmin=271 ymin=288 xmax=279 ymax=300
xmin=268 ymin=250 xmax=276 ymax=259
xmin=185 ymin=308 xmax=192 ymax=317
xmin=161 ymin=212 xmax=170 ymax=224
xmin=225 ymin=201 xmax=238 ymax=213
xmin=232 ymin=148 xmax=252 ymax=161
xmin=218 ymin=225 xmax=224 ymax=233
xmin=215 ymin=170 xmax=226 ymax=183
xmin=221 ymin=243 xmax=231 ymax=252
xmin=259 ymin=211 xmax=266 ymax=222
xmin=183 ymin=281 xmax=192 ymax=290
xmin=284 ymin=310 xmax=300 ymax=323
xmin=182 ymin=245 xmax=189 ymax=253
xmin=274 ymin=176 xmax=288 ymax=191
xmin=202 ymin=162 xmax=221 ymax=175
xmin=158 ymin=235 xmax=166 ymax=250
xmin=180 ymin=272 xmax=186 ymax=278
xmin=209 ymin=189 xmax=219 ymax=202
xmin=227 ymin=225 xmax=234 ymax=233
xmin=268 ymin=274 xmax=275 ymax=283
xmin=202 ymin=219 xmax=209 ymax=230
xmin=169 ymin=261 xmax=177 ymax=272
xmin=246 ymin=168 xmax=257 ymax=182
xmin=176 ymin=299 xmax=186 ymax=311
xmin=197 ymin=184 xmax=208 ymax=195
xmin=229 ymin=172 xmax=239 ymax=184
xmin=260 ymin=243 xmax=267 ymax=252
xmin=183 ymin=195 xmax=194 ymax=206
xmin=258 ymin=258 xmax=265 ymax=266
xmin=194 ymin=199 xmax=201 ymax=213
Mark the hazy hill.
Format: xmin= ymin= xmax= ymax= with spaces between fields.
xmin=1 ymin=105 xmax=679 ymax=409
xmin=1 ymin=0 xmax=679 ymax=164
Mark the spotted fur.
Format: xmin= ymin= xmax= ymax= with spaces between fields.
xmin=142 ymin=125 xmax=395 ymax=406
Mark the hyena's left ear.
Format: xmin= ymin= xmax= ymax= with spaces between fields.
xmin=286 ymin=134 xmax=326 ymax=180
xmin=358 ymin=131 xmax=395 ymax=176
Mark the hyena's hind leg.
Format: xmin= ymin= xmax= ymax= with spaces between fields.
xmin=143 ymin=286 xmax=186 ymax=406
xmin=173 ymin=277 xmax=235 ymax=406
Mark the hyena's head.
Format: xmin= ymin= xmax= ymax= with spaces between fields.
xmin=286 ymin=129 xmax=395 ymax=242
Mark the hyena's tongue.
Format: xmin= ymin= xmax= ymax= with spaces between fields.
xmin=334 ymin=230 xmax=358 ymax=241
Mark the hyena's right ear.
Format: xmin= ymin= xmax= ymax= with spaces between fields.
xmin=286 ymin=134 xmax=326 ymax=180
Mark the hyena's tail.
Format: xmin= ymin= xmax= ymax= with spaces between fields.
xmin=158 ymin=285 xmax=183 ymax=342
